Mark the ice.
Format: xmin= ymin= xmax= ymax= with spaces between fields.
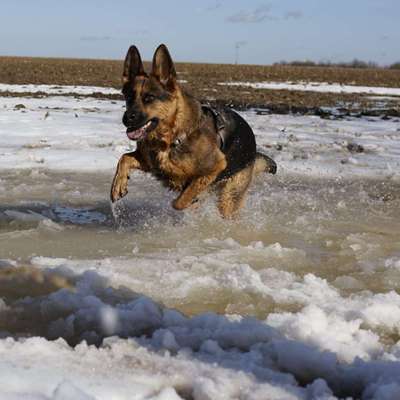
xmin=151 ymin=388 xmax=183 ymax=400
xmin=267 ymin=304 xmax=382 ymax=363
xmin=52 ymin=382 xmax=96 ymax=400
xmin=385 ymin=257 xmax=400 ymax=270
xmin=28 ymin=256 xmax=400 ymax=348
xmin=53 ymin=206 xmax=106 ymax=225
xmin=1 ymin=84 xmax=400 ymax=399
xmin=4 ymin=209 xmax=48 ymax=222
xmin=1 ymin=268 xmax=400 ymax=399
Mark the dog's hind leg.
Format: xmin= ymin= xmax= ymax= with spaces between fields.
xmin=111 ymin=151 xmax=145 ymax=202
xmin=254 ymin=152 xmax=277 ymax=175
xmin=217 ymin=163 xmax=254 ymax=219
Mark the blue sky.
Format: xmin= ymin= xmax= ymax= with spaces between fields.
xmin=1 ymin=0 xmax=399 ymax=65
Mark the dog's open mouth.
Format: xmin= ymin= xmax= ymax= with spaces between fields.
xmin=126 ymin=118 xmax=158 ymax=141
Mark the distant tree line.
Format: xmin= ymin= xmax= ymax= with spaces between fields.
xmin=274 ymin=59 xmax=400 ymax=70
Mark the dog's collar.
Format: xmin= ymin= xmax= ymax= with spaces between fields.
xmin=172 ymin=105 xmax=227 ymax=150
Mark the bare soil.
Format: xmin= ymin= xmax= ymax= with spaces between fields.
xmin=0 ymin=56 xmax=399 ymax=114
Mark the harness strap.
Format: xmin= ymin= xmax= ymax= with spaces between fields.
xmin=201 ymin=105 xmax=226 ymax=150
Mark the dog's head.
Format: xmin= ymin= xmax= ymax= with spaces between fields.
xmin=121 ymin=44 xmax=179 ymax=142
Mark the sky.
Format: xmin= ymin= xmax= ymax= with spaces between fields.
xmin=0 ymin=0 xmax=399 ymax=65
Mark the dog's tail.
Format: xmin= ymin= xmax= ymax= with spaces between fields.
xmin=254 ymin=152 xmax=277 ymax=175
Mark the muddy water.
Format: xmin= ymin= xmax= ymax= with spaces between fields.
xmin=1 ymin=168 xmax=399 ymax=320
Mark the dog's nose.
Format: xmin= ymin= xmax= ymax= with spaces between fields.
xmin=122 ymin=111 xmax=130 ymax=126
xmin=122 ymin=111 xmax=138 ymax=127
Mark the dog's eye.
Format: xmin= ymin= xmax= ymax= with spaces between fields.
xmin=143 ymin=94 xmax=156 ymax=104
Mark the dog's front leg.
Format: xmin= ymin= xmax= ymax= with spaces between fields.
xmin=111 ymin=151 xmax=143 ymax=202
xmin=172 ymin=174 xmax=218 ymax=210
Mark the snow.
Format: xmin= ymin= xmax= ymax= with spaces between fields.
xmin=218 ymin=81 xmax=400 ymax=96
xmin=0 ymin=83 xmax=121 ymax=96
xmin=0 ymin=96 xmax=126 ymax=171
xmin=0 ymin=82 xmax=185 ymax=97
xmin=1 ymin=85 xmax=400 ymax=399
xmin=1 ymin=96 xmax=399 ymax=180
xmin=1 ymin=269 xmax=400 ymax=399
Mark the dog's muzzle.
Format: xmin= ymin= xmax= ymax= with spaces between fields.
xmin=125 ymin=118 xmax=159 ymax=141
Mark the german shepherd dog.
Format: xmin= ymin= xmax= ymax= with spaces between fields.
xmin=111 ymin=44 xmax=276 ymax=218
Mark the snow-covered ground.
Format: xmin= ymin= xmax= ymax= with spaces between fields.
xmin=219 ymin=81 xmax=400 ymax=97
xmin=0 ymin=82 xmax=185 ymax=96
xmin=0 ymin=96 xmax=126 ymax=171
xmin=0 ymin=83 xmax=121 ymax=96
xmin=1 ymin=96 xmax=399 ymax=178
xmin=1 ymin=87 xmax=400 ymax=400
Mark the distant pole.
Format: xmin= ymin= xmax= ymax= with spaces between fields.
xmin=234 ymin=41 xmax=246 ymax=65
xmin=235 ymin=43 xmax=240 ymax=65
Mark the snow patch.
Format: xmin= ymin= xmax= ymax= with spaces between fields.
xmin=218 ymin=81 xmax=400 ymax=96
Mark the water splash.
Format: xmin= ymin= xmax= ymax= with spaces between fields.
xmin=110 ymin=199 xmax=130 ymax=230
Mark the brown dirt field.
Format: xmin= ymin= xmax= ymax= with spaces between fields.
xmin=0 ymin=56 xmax=399 ymax=112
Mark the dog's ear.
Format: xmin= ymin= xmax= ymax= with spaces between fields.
xmin=151 ymin=44 xmax=176 ymax=90
xmin=122 ymin=45 xmax=146 ymax=83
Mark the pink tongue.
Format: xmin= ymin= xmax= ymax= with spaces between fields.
xmin=127 ymin=127 xmax=145 ymax=140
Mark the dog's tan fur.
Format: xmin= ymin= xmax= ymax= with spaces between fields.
xmin=111 ymin=44 xmax=272 ymax=218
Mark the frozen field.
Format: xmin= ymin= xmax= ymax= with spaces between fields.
xmin=0 ymin=87 xmax=400 ymax=399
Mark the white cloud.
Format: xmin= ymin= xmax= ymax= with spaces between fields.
xmin=284 ymin=10 xmax=303 ymax=20
xmin=226 ymin=4 xmax=275 ymax=24
xmin=80 ymin=36 xmax=112 ymax=42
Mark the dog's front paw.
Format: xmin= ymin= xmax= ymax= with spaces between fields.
xmin=172 ymin=197 xmax=198 ymax=210
xmin=172 ymin=197 xmax=189 ymax=210
xmin=111 ymin=172 xmax=129 ymax=202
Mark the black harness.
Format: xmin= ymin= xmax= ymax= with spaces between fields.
xmin=201 ymin=105 xmax=227 ymax=151
xmin=202 ymin=105 xmax=257 ymax=181
xmin=172 ymin=104 xmax=257 ymax=182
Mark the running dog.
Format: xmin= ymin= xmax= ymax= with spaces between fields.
xmin=111 ymin=44 xmax=276 ymax=218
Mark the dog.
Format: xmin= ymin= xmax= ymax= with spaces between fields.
xmin=110 ymin=44 xmax=276 ymax=218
